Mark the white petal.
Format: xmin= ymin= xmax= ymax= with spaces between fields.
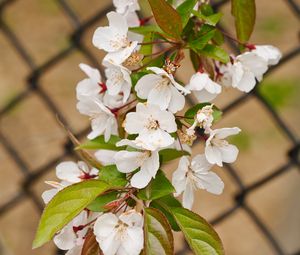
xmin=168 ymin=85 xmax=185 ymax=113
xmin=41 ymin=188 xmax=58 ymax=204
xmin=119 ymin=227 xmax=144 ymax=255
xmin=148 ymin=82 xmax=172 ymax=110
xmin=138 ymin=129 xmax=174 ymax=150
xmin=191 ymin=154 xmax=212 ymax=173
xmin=95 ymin=150 xmax=117 ymax=165
xmin=79 ymin=63 xmax=101 ymax=84
xmin=205 ymin=144 xmax=223 ymax=166
xmin=92 ymin=27 xmax=117 ymax=52
xmin=219 ymin=144 xmax=239 ymax=163
xmin=114 ymin=150 xmax=145 ymax=173
xmin=54 ymin=225 xmax=76 ymax=250
xmin=141 ymin=151 xmax=160 ymax=178
xmin=119 ymin=210 xmax=144 ymax=228
xmin=135 ymin=74 xmax=160 ymax=99
xmin=237 ymin=52 xmax=268 ymax=80
xmin=124 ymin=112 xmax=146 ymax=134
xmin=193 ymin=89 xmax=218 ymax=102
xmin=215 ymin=127 xmax=241 ymax=139
xmin=195 ymin=171 xmax=224 ymax=195
xmin=130 ymin=167 xmax=153 ymax=188
xmin=172 ymin=156 xmax=189 ymax=196
xmin=56 ymin=161 xmax=82 ymax=183
xmin=182 ymin=181 xmax=194 ymax=209
xmin=253 ymin=45 xmax=281 ymax=65
xmin=107 ymin=11 xmax=128 ymax=35
xmin=94 ymin=213 xmax=119 ymax=238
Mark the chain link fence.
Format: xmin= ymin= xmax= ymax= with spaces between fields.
xmin=0 ymin=0 xmax=299 ymax=254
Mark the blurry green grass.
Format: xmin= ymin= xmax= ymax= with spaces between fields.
xmin=259 ymin=79 xmax=298 ymax=110
xmin=229 ymin=132 xmax=251 ymax=151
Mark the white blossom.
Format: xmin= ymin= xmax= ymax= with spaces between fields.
xmin=124 ymin=103 xmax=177 ymax=150
xmin=93 ymin=12 xmax=138 ymax=65
xmin=104 ymin=62 xmax=132 ymax=103
xmin=113 ymin=0 xmax=140 ymax=28
xmin=53 ymin=211 xmax=88 ymax=253
xmin=114 ymin=139 xmax=160 ymax=188
xmin=135 ymin=67 xmax=190 ymax=113
xmin=77 ymin=97 xmax=118 ymax=141
xmin=251 ymin=45 xmax=281 ymax=65
xmin=41 ymin=161 xmax=98 ymax=204
xmin=186 ymin=72 xmax=221 ymax=102
xmin=205 ymin=127 xmax=241 ymax=166
xmin=94 ymin=210 xmax=144 ymax=255
xmin=76 ymin=63 xmax=103 ymax=100
xmin=188 ymin=104 xmax=214 ymax=134
xmin=172 ymin=155 xmax=224 ymax=209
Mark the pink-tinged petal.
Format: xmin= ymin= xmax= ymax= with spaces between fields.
xmin=168 ymin=85 xmax=185 ymax=113
xmin=135 ymin=74 xmax=161 ymax=99
xmin=114 ymin=150 xmax=145 ymax=173
xmin=56 ymin=161 xmax=81 ymax=183
xmin=205 ymin=144 xmax=223 ymax=166
xmin=219 ymin=144 xmax=239 ymax=163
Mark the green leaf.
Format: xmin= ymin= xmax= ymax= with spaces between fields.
xmin=189 ymin=27 xmax=216 ymax=50
xmin=87 ymin=191 xmax=118 ymax=212
xmin=159 ymin=149 xmax=190 ymax=163
xmin=77 ymin=135 xmax=123 ymax=151
xmin=212 ymin=30 xmax=225 ymax=46
xmin=193 ymin=11 xmax=223 ymax=26
xmin=99 ymin=165 xmax=127 ymax=187
xmin=231 ymin=0 xmax=256 ymax=43
xmin=138 ymin=170 xmax=175 ymax=201
xmin=171 ymin=207 xmax=224 ymax=255
xmin=150 ymin=195 xmax=182 ymax=231
xmin=148 ymin=0 xmax=183 ymax=39
xmin=200 ymin=4 xmax=214 ymax=16
xmin=184 ymin=103 xmax=222 ymax=125
xmin=176 ymin=0 xmax=198 ymax=28
xmin=32 ymin=180 xmax=110 ymax=249
xmin=130 ymin=25 xmax=163 ymax=35
xmin=143 ymin=208 xmax=174 ymax=255
xmin=198 ymin=44 xmax=229 ymax=63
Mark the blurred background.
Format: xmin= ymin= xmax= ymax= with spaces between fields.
xmin=0 ymin=0 xmax=299 ymax=254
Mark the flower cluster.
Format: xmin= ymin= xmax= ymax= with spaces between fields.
xmin=37 ymin=1 xmax=282 ymax=255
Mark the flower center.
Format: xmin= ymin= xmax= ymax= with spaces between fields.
xmin=146 ymin=117 xmax=159 ymax=130
xmin=155 ymin=77 xmax=170 ymax=90
xmin=110 ymin=35 xmax=129 ymax=50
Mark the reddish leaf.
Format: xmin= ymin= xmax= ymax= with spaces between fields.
xmin=147 ymin=0 xmax=183 ymax=40
xmin=81 ymin=230 xmax=102 ymax=255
